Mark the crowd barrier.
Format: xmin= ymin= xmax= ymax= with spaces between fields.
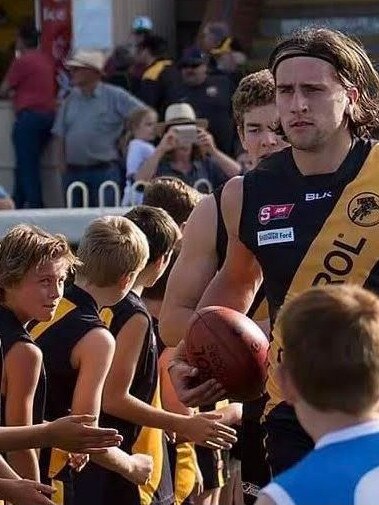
xmin=0 ymin=178 xmax=214 ymax=243
xmin=0 ymin=207 xmax=127 ymax=244
xmin=65 ymin=178 xmax=214 ymax=208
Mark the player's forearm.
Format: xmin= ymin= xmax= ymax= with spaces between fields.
xmin=103 ymin=393 xmax=190 ymax=434
xmin=159 ymin=305 xmax=196 ymax=346
xmin=0 ymin=424 xmax=49 ymax=451
xmin=0 ymin=455 xmax=20 ymax=480
xmin=198 ymin=270 xmax=256 ymax=314
xmin=90 ymin=447 xmax=134 ymax=479
xmin=5 ymin=449 xmax=39 ymax=481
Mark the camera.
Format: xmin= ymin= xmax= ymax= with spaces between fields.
xmin=173 ymin=124 xmax=198 ymax=146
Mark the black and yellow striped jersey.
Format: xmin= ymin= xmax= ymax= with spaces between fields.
xmin=29 ymin=284 xmax=106 ymax=505
xmin=0 ymin=305 xmax=45 ymax=425
xmin=100 ymin=291 xmax=174 ymax=505
xmin=30 ymin=284 xmax=106 ymax=421
xmin=138 ymin=58 xmax=180 ymax=117
xmin=239 ymin=138 xmax=379 ymax=412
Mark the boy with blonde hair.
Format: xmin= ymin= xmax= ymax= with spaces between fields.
xmin=98 ymin=206 xmax=236 ymax=505
xmin=30 ymin=216 xmax=153 ymax=505
xmin=258 ymin=285 xmax=379 ymax=505
xmin=0 ymin=224 xmax=123 ymax=505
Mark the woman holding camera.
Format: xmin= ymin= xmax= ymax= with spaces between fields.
xmin=135 ymin=103 xmax=240 ymax=192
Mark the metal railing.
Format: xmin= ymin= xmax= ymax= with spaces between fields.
xmin=65 ymin=178 xmax=213 ymax=208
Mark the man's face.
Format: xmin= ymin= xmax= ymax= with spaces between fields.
xmin=275 ymin=56 xmax=351 ymax=151
xmin=7 ymin=258 xmax=69 ymax=323
xmin=181 ymin=63 xmax=207 ymax=86
xmin=202 ymin=28 xmax=217 ymax=52
xmin=238 ymin=103 xmax=288 ymax=168
xmin=70 ymin=67 xmax=100 ymax=87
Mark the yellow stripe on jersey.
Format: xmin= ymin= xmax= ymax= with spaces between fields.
xmin=252 ymin=298 xmax=269 ymax=322
xmin=51 ymin=479 xmax=65 ymax=505
xmin=134 ymin=381 xmax=164 ymax=505
xmin=266 ymin=144 xmax=379 ymax=412
xmin=30 ymin=298 xmax=76 ymax=340
xmin=48 ymin=448 xmax=69 ymax=479
xmin=100 ymin=307 xmax=114 ymax=328
xmin=142 ymin=60 xmax=173 ymax=81
xmin=210 ymin=37 xmax=232 ymax=55
xmin=174 ymin=443 xmax=197 ymax=505
xmin=215 ymin=399 xmax=229 ymax=409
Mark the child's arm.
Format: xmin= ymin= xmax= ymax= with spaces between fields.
xmin=4 ymin=342 xmax=42 ymax=480
xmin=0 ymin=416 xmax=121 ymax=453
xmin=206 ymin=403 xmax=243 ymax=426
xmin=102 ymin=314 xmax=237 ymax=449
xmin=69 ymin=327 xmax=153 ymax=485
xmin=0 ymin=478 xmax=56 ymax=505
xmin=159 ymin=347 xmax=192 ymax=416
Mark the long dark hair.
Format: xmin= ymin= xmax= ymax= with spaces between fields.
xmin=269 ymin=27 xmax=379 ymax=137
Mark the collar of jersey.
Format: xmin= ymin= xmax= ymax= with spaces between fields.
xmin=316 ymin=420 xmax=379 ymax=450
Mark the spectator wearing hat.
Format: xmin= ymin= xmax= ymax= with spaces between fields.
xmin=167 ymin=47 xmax=237 ymax=156
xmin=134 ymin=35 xmax=180 ymax=118
xmin=134 ymin=102 xmax=240 ymax=191
xmin=0 ymin=22 xmax=55 ymax=208
xmin=122 ymin=15 xmax=154 ymax=85
xmin=52 ymin=49 xmax=144 ymax=207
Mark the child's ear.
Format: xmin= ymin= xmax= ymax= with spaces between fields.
xmin=119 ymin=272 xmax=135 ymax=290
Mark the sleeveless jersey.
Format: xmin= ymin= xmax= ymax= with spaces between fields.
xmin=239 ymin=139 xmax=379 ymax=413
xmin=261 ymin=421 xmax=379 ymax=505
xmin=0 ymin=305 xmax=46 ymax=425
xmin=100 ymin=291 xmax=173 ymax=505
xmin=213 ymin=185 xmax=268 ymax=321
xmin=30 ymin=284 xmax=106 ymax=505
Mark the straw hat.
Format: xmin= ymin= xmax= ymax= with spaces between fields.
xmin=65 ymin=50 xmax=106 ymax=73
xmin=156 ymin=103 xmax=208 ymax=136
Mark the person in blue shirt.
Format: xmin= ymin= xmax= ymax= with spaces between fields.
xmin=257 ymin=284 xmax=379 ymax=505
xmin=0 ymin=185 xmax=15 ymax=210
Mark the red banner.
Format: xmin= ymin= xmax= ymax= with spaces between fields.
xmin=40 ymin=0 xmax=72 ymax=70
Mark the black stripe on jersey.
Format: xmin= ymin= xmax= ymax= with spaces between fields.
xmin=240 ymin=138 xmax=374 ymax=324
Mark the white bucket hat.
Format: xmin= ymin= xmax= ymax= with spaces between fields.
xmin=156 ymin=103 xmax=208 ymax=136
xmin=65 ymin=50 xmax=106 ymax=73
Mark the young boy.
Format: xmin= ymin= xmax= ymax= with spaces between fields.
xmin=30 ymin=216 xmax=153 ymax=505
xmin=257 ymin=284 xmax=379 ymax=505
xmin=142 ymin=181 xmax=204 ymax=504
xmin=0 ymin=224 xmax=78 ymax=481
xmin=99 ymin=205 xmax=237 ymax=505
xmin=0 ymin=224 xmax=123 ymax=505
xmin=142 ymin=179 xmax=242 ymax=505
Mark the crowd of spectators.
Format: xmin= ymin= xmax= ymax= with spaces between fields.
xmin=0 ymin=16 xmax=251 ymax=209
